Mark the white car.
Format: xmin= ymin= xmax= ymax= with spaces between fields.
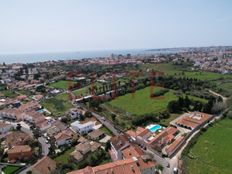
xmin=173 ymin=167 xmax=178 ymax=174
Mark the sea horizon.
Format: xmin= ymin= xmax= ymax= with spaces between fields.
xmin=0 ymin=48 xmax=183 ymax=64
xmin=0 ymin=49 xmax=145 ymax=64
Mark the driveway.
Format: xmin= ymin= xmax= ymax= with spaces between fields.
xmin=38 ymin=137 xmax=50 ymax=156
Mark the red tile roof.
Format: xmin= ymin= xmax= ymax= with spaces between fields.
xmin=176 ymin=112 xmax=212 ymax=130
xmin=67 ymin=156 xmax=156 ymax=174
xmin=31 ymin=156 xmax=57 ymax=174
xmin=165 ymin=136 xmax=185 ymax=157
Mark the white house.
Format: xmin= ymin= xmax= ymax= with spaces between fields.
xmin=0 ymin=122 xmax=13 ymax=134
xmin=71 ymin=121 xmax=94 ymax=135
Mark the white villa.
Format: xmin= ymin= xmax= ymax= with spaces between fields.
xmin=71 ymin=121 xmax=94 ymax=135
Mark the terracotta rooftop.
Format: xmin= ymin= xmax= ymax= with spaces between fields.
xmin=31 ymin=156 xmax=57 ymax=174
xmin=176 ymin=112 xmax=212 ymax=130
xmin=122 ymin=145 xmax=144 ymax=159
xmin=88 ymin=129 xmax=104 ymax=139
xmin=126 ymin=127 xmax=146 ymax=138
xmin=7 ymin=145 xmax=31 ymax=154
xmin=111 ymin=135 xmax=130 ymax=151
xmin=165 ymin=136 xmax=185 ymax=157
xmin=67 ymin=156 xmax=156 ymax=174
xmin=5 ymin=131 xmax=31 ymax=147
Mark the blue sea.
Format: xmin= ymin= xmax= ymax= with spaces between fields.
xmin=0 ymin=49 xmax=179 ymax=64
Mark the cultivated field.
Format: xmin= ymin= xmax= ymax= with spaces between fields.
xmin=141 ymin=63 xmax=232 ymax=81
xmin=184 ymin=119 xmax=232 ymax=174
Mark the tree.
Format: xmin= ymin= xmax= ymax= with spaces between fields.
xmin=16 ymin=123 xmax=22 ymax=131
xmin=105 ymin=141 xmax=111 ymax=151
xmin=211 ymin=101 xmax=225 ymax=114
xmin=167 ymin=101 xmax=180 ymax=113
xmin=111 ymin=113 xmax=116 ymax=121
xmin=36 ymin=85 xmax=46 ymax=93
xmin=84 ymin=111 xmax=92 ymax=118
xmin=156 ymin=164 xmax=164 ymax=171
xmin=227 ymin=111 xmax=232 ymax=119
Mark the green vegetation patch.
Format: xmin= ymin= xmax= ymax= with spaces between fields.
xmin=109 ymin=87 xmax=177 ymax=115
xmin=41 ymin=93 xmax=72 ymax=117
xmin=49 ymin=80 xmax=70 ymax=89
xmin=54 ymin=146 xmax=75 ymax=164
xmin=0 ymin=90 xmax=18 ymax=98
xmin=2 ymin=165 xmax=21 ymax=174
xmin=108 ymin=87 xmax=207 ymax=116
xmin=184 ymin=119 xmax=232 ymax=174
xmin=141 ymin=63 xmax=232 ymax=81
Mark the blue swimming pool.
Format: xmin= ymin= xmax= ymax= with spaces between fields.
xmin=148 ymin=124 xmax=162 ymax=132
xmin=37 ymin=109 xmax=45 ymax=113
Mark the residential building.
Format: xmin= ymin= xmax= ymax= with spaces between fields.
xmin=71 ymin=121 xmax=94 ymax=135
xmin=4 ymin=131 xmax=31 ymax=148
xmin=31 ymin=156 xmax=57 ymax=174
xmin=67 ymin=156 xmax=156 ymax=174
xmin=70 ymin=150 xmax=84 ymax=162
xmin=46 ymin=120 xmax=67 ymax=137
xmin=174 ymin=112 xmax=212 ymax=131
xmin=88 ymin=129 xmax=105 ymax=141
xmin=54 ymin=128 xmax=75 ymax=147
xmin=110 ymin=135 xmax=130 ymax=160
xmin=164 ymin=136 xmax=185 ymax=157
xmin=0 ymin=108 xmax=23 ymax=121
xmin=7 ymin=145 xmax=32 ymax=162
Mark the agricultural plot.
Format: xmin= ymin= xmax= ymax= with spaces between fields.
xmin=184 ymin=119 xmax=232 ymax=174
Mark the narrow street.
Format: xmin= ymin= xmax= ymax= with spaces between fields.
xmin=38 ymin=137 xmax=50 ymax=156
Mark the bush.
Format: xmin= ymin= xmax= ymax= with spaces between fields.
xmin=132 ymin=113 xmax=159 ymax=126
xmin=227 ymin=111 xmax=232 ymax=119
xmin=150 ymin=89 xmax=169 ymax=97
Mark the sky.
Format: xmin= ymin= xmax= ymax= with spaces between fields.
xmin=0 ymin=0 xmax=232 ymax=54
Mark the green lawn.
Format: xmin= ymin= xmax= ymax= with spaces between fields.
xmin=160 ymin=113 xmax=180 ymax=126
xmin=73 ymin=86 xmax=91 ymax=97
xmin=109 ymin=87 xmax=207 ymax=116
xmin=3 ymin=165 xmax=21 ymax=174
xmin=49 ymin=80 xmax=70 ymax=89
xmin=73 ymin=82 xmax=104 ymax=97
xmin=41 ymin=93 xmax=73 ymax=117
xmin=109 ymin=87 xmax=177 ymax=115
xmin=220 ymin=82 xmax=232 ymax=91
xmin=100 ymin=126 xmax=113 ymax=136
xmin=54 ymin=146 xmax=75 ymax=164
xmin=184 ymin=119 xmax=232 ymax=174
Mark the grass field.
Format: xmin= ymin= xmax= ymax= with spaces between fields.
xmin=2 ymin=165 xmax=21 ymax=174
xmin=108 ymin=86 xmax=207 ymax=116
xmin=184 ymin=119 xmax=232 ymax=174
xmin=54 ymin=146 xmax=75 ymax=164
xmin=141 ymin=63 xmax=232 ymax=81
xmin=109 ymin=87 xmax=177 ymax=115
xmin=49 ymin=80 xmax=70 ymax=89
xmin=41 ymin=93 xmax=73 ymax=117
xmin=73 ymin=82 xmax=106 ymax=97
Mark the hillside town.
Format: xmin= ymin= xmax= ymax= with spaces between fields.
xmin=0 ymin=46 xmax=231 ymax=174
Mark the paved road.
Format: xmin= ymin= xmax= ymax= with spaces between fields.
xmin=78 ymin=104 xmax=121 ymax=136
xmin=91 ymin=111 xmax=121 ymax=136
xmin=38 ymin=137 xmax=50 ymax=156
